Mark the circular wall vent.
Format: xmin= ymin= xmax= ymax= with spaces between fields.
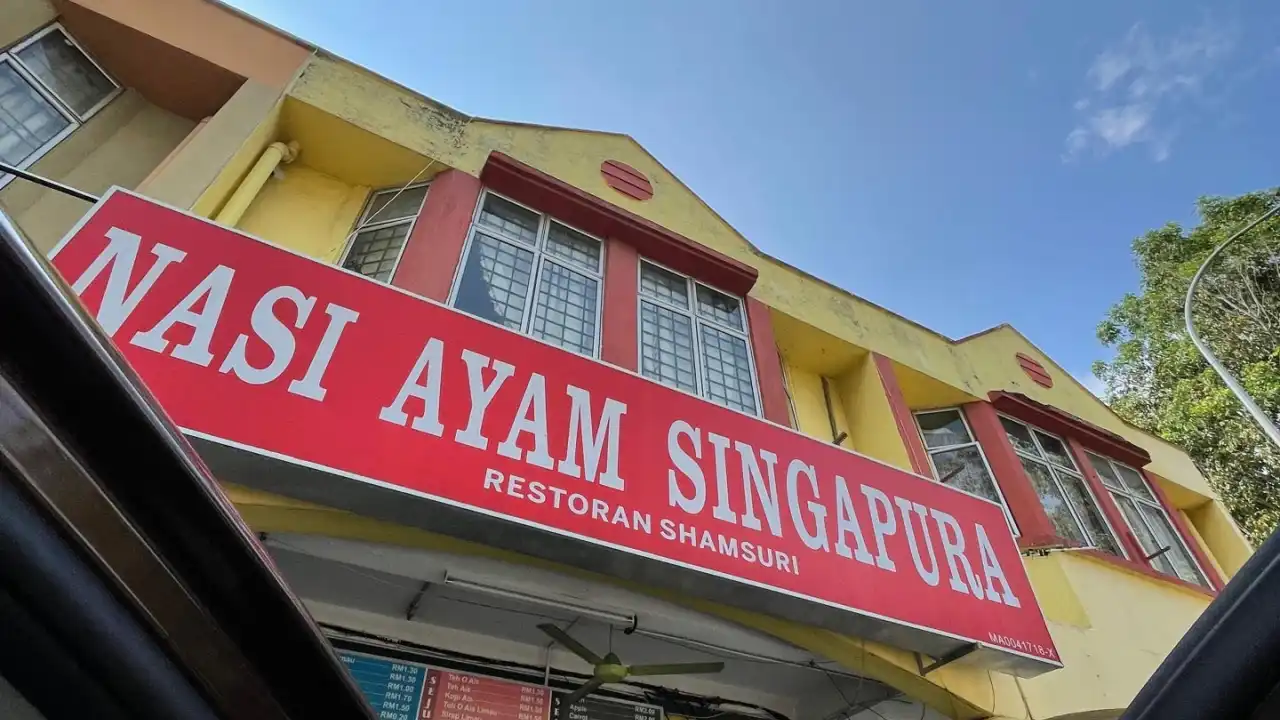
xmin=601 ymin=160 xmax=653 ymax=201
xmin=1016 ymin=352 xmax=1053 ymax=388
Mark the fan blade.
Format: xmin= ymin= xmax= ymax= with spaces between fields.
xmin=537 ymin=624 xmax=604 ymax=665
xmin=560 ymin=677 xmax=606 ymax=708
xmin=627 ymin=662 xmax=725 ymax=677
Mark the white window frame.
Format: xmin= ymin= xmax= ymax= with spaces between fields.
xmin=338 ymin=182 xmax=431 ymax=283
xmin=0 ymin=23 xmax=121 ymax=191
xmin=913 ymin=408 xmax=1019 ymax=535
xmin=1086 ymin=452 xmax=1208 ymax=586
xmin=447 ymin=189 xmax=606 ymax=359
xmin=635 ymin=257 xmax=762 ymax=416
xmin=1000 ymin=414 xmax=1125 ymax=555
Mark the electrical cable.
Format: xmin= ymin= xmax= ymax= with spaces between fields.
xmin=336 ymin=113 xmax=477 ymax=262
xmin=821 ymin=665 xmax=864 ymax=720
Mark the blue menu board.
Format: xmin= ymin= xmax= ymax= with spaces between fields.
xmin=339 ymin=649 xmax=428 ymax=720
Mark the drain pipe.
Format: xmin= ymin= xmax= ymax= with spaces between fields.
xmin=214 ymin=140 xmax=299 ymax=227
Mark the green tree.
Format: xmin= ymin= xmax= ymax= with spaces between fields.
xmin=1095 ymin=189 xmax=1280 ymax=546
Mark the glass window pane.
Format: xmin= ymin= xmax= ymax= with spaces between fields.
xmin=15 ymin=30 xmax=114 ymax=117
xmin=1033 ymin=430 xmax=1076 ymax=470
xmin=454 ymin=233 xmax=534 ymax=329
xmin=1087 ymin=453 xmax=1124 ymax=490
xmin=0 ymin=61 xmax=70 ymax=166
xmin=1113 ymin=493 xmax=1177 ymax=576
xmin=1055 ymin=470 xmax=1121 ymax=555
xmin=1000 ymin=417 xmax=1039 ymax=457
xmin=478 ymin=194 xmax=540 ymax=245
xmin=1138 ymin=504 xmax=1204 ymax=585
xmin=342 ymin=223 xmax=410 ymax=283
xmin=695 ymin=284 xmax=744 ymax=331
xmin=930 ymin=446 xmax=1000 ymax=504
xmin=916 ymin=410 xmax=971 ymax=449
xmin=530 ymin=260 xmax=598 ymax=355
xmin=364 ymin=185 xmax=429 ymax=224
xmin=639 ymin=262 xmax=689 ymax=308
xmin=639 ymin=300 xmax=697 ymax=393
xmin=1115 ymin=464 xmax=1155 ymax=501
xmin=544 ymin=222 xmax=601 ymax=273
xmin=1020 ymin=457 xmax=1086 ymax=544
xmin=699 ymin=324 xmax=757 ymax=414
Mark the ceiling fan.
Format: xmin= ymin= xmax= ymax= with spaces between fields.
xmin=537 ymin=623 xmax=725 ymax=707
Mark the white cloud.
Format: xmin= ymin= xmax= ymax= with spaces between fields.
xmin=1064 ymin=18 xmax=1239 ymax=162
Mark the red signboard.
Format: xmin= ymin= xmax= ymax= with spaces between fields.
xmin=50 ymin=190 xmax=1059 ymax=672
xmin=422 ymin=668 xmax=549 ymax=720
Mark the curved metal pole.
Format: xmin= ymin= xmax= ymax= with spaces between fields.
xmin=1183 ymin=199 xmax=1280 ymax=450
xmin=0 ymin=160 xmax=99 ymax=203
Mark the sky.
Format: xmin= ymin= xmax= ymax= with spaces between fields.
xmin=225 ymin=0 xmax=1280 ymax=394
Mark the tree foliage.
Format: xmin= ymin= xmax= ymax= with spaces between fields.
xmin=1095 ymin=189 xmax=1280 ymax=546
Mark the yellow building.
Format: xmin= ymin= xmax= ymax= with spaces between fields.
xmin=2 ymin=0 xmax=1253 ymax=718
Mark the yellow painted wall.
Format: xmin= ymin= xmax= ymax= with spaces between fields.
xmin=1189 ymin=500 xmax=1252 ymax=577
xmin=1018 ymin=552 xmax=1210 ymax=717
xmin=840 ymin=355 xmax=915 ymax=473
xmin=139 ymin=79 xmax=284 ymax=211
xmin=235 ymin=163 xmax=368 ymax=262
xmin=1178 ymin=510 xmax=1227 ymax=581
xmin=192 ymin=91 xmax=284 ymax=218
xmin=0 ymin=90 xmax=193 ymax=253
xmin=784 ymin=364 xmax=846 ymax=443
xmin=0 ymin=0 xmax=54 ymax=48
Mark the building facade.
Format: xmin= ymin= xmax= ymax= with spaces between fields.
xmin=1 ymin=1 xmax=1255 ymax=718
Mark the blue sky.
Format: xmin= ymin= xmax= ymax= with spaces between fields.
xmin=226 ymin=0 xmax=1280 ymax=393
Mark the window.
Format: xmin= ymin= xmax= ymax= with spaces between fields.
xmin=1087 ymin=453 xmax=1207 ymax=586
xmin=341 ymin=184 xmax=429 ymax=283
xmin=0 ymin=25 xmax=118 ymax=187
xmin=1000 ymin=416 xmax=1123 ymax=554
xmin=638 ymin=260 xmax=759 ymax=415
xmin=451 ymin=192 xmax=604 ymax=357
xmin=915 ymin=409 xmax=1017 ymax=533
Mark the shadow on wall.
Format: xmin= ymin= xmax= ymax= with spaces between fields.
xmin=0 ymin=90 xmax=194 ymax=253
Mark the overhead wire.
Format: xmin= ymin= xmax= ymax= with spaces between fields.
xmin=336 ymin=113 xmax=477 ymax=262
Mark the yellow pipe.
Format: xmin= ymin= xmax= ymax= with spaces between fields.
xmin=214 ymin=140 xmax=300 ymax=227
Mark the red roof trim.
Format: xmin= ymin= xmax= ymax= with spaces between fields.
xmin=481 ymin=152 xmax=758 ymax=296
xmin=989 ymin=390 xmax=1152 ymax=467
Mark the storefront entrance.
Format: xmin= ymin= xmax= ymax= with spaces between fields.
xmin=264 ymin=534 xmax=946 ymax=720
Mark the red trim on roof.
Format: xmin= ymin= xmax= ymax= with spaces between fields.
xmin=480 ymin=152 xmax=758 ymax=296
xmin=989 ymin=391 xmax=1151 ymax=468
